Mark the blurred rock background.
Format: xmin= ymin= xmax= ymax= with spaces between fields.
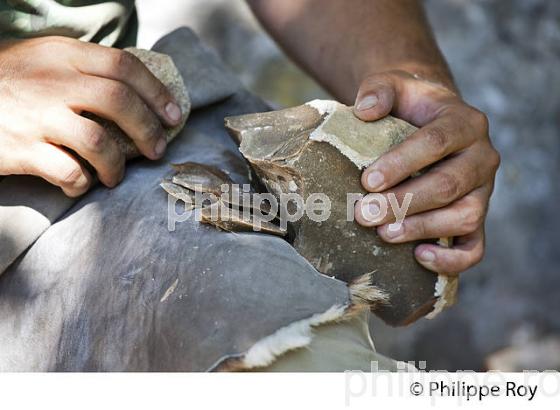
xmin=136 ymin=0 xmax=560 ymax=371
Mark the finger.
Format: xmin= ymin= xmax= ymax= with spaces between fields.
xmin=415 ymin=226 xmax=485 ymax=275
xmin=21 ymin=143 xmax=93 ymax=197
xmin=377 ymin=186 xmax=490 ymax=243
xmin=69 ymin=43 xmax=182 ymax=127
xmin=353 ymin=74 xmax=396 ymax=121
xmin=361 ymin=109 xmax=485 ymax=192
xmin=355 ymin=145 xmax=492 ymax=227
xmin=354 ymin=70 xmax=458 ymax=126
xmin=43 ymin=110 xmax=125 ymax=188
xmin=69 ymin=75 xmax=166 ymax=160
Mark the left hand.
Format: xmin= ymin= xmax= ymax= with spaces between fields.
xmin=353 ymin=70 xmax=500 ymax=275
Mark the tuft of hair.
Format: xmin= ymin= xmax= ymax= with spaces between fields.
xmin=212 ymin=305 xmax=349 ymax=371
xmin=349 ymin=271 xmax=390 ymax=308
xmin=212 ymin=273 xmax=391 ymax=372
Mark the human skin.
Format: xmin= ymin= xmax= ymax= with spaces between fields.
xmin=0 ymin=1 xmax=499 ymax=275
xmin=247 ymin=0 xmax=501 ymax=275
xmin=0 ymin=36 xmax=182 ymax=196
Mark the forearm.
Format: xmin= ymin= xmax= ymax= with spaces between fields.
xmin=247 ymin=0 xmax=455 ymax=103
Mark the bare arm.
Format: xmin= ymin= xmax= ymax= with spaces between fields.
xmin=247 ymin=0 xmax=455 ymax=102
xmin=248 ymin=0 xmax=500 ymax=276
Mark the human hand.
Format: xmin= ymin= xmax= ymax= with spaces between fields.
xmin=353 ymin=70 xmax=500 ymax=275
xmin=0 ymin=36 xmax=183 ymax=196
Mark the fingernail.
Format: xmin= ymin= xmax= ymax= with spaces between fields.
xmin=366 ymin=170 xmax=384 ymax=190
xmin=165 ymin=102 xmax=181 ymax=123
xmin=361 ymin=202 xmax=381 ymax=222
xmin=385 ymin=223 xmax=404 ymax=239
xmin=356 ymin=95 xmax=379 ymax=111
xmin=420 ymin=250 xmax=436 ymax=262
xmin=155 ymin=137 xmax=167 ymax=157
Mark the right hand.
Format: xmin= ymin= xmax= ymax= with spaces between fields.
xmin=0 ymin=36 xmax=183 ymax=196
xmin=352 ymin=70 xmax=500 ymax=275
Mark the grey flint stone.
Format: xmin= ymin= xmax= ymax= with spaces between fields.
xmin=225 ymin=101 xmax=451 ymax=326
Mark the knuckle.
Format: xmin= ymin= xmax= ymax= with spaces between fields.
xmin=59 ymin=163 xmax=87 ymax=190
xmin=414 ymin=218 xmax=429 ymax=239
xmin=436 ymin=171 xmax=460 ymax=204
xmin=471 ymin=245 xmax=485 ymax=266
xmin=34 ymin=36 xmax=71 ymax=53
xmin=43 ymin=36 xmax=69 ymax=45
xmin=106 ymin=82 xmax=133 ymax=110
xmin=109 ymin=49 xmax=138 ymax=77
xmin=152 ymin=84 xmax=171 ymax=107
xmin=384 ymin=152 xmax=405 ymax=176
xmin=362 ymin=72 xmax=394 ymax=92
xmin=469 ymin=107 xmax=490 ymax=134
xmin=105 ymin=166 xmax=124 ymax=188
xmin=423 ymin=125 xmax=449 ymax=157
xmin=16 ymin=159 xmax=33 ymax=176
xmin=460 ymin=206 xmax=484 ymax=234
xmin=99 ymin=148 xmax=125 ymax=187
xmin=362 ymin=72 xmax=385 ymax=85
xmin=488 ymin=147 xmax=501 ymax=172
xmin=138 ymin=112 xmax=162 ymax=142
xmin=81 ymin=124 xmax=107 ymax=153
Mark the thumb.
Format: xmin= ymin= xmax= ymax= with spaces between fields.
xmin=353 ymin=74 xmax=396 ymax=122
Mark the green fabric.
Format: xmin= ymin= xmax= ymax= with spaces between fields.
xmin=0 ymin=0 xmax=137 ymax=47
xmin=257 ymin=312 xmax=408 ymax=372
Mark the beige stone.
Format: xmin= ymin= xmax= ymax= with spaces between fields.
xmin=88 ymin=48 xmax=191 ymax=159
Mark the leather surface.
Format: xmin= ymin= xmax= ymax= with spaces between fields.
xmin=0 ymin=28 xmax=351 ymax=371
